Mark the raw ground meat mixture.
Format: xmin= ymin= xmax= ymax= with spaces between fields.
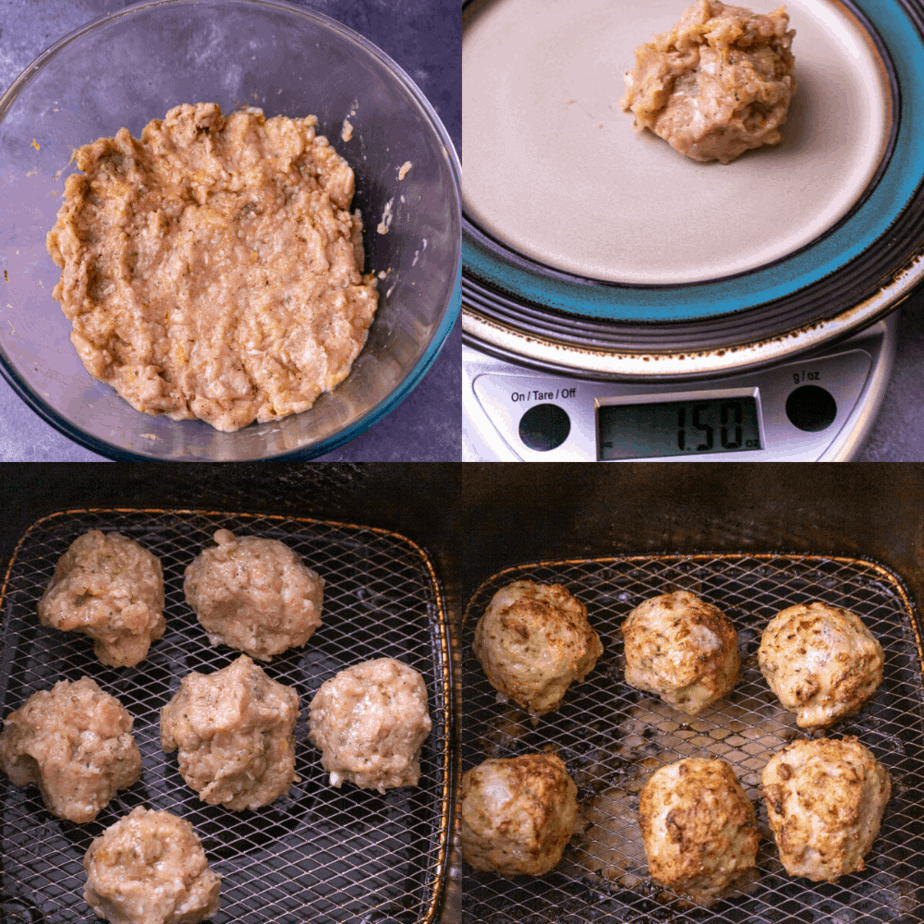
xmin=183 ymin=529 xmax=323 ymax=661
xmin=83 ymin=806 xmax=220 ymax=924
xmin=0 ymin=677 xmax=141 ymax=824
xmin=47 ymin=102 xmax=378 ymax=431
xmin=38 ymin=529 xmax=165 ymax=668
xmin=161 ymin=654 xmax=299 ymax=811
xmin=621 ymin=0 xmax=796 ymax=163
xmin=308 ymin=657 xmax=432 ymax=794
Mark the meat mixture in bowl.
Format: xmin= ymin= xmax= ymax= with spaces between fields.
xmin=47 ymin=103 xmax=378 ymax=431
xmin=621 ymin=0 xmax=796 ymax=164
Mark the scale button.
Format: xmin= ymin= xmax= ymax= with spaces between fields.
xmin=519 ymin=403 xmax=570 ymax=451
xmin=786 ymin=384 xmax=838 ymax=432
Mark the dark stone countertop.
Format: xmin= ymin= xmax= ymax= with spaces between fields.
xmin=0 ymin=0 xmax=461 ymax=461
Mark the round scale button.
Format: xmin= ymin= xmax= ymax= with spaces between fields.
xmin=786 ymin=384 xmax=838 ymax=432
xmin=518 ymin=403 xmax=570 ymax=451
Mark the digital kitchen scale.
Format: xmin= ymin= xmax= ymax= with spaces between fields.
xmin=463 ymin=313 xmax=897 ymax=461
xmin=461 ymin=0 xmax=924 ymax=463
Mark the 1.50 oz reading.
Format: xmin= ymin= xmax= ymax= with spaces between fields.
xmin=597 ymin=397 xmax=762 ymax=460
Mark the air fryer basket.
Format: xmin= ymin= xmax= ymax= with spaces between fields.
xmin=460 ymin=553 xmax=924 ymax=924
xmin=0 ymin=509 xmax=452 ymax=924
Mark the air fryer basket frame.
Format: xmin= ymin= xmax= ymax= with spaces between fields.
xmin=0 ymin=507 xmax=453 ymax=924
xmin=460 ymin=552 xmax=924 ymax=924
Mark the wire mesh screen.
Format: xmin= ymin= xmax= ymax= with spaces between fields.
xmin=459 ymin=553 xmax=924 ymax=924
xmin=0 ymin=508 xmax=452 ymax=924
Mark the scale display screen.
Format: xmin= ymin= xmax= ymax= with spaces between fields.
xmin=597 ymin=394 xmax=762 ymax=460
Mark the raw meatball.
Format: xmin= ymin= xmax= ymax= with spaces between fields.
xmin=160 ymin=654 xmax=299 ymax=810
xmin=758 ymin=602 xmax=884 ymax=728
xmin=472 ymin=581 xmax=603 ymax=715
xmin=761 ymin=736 xmax=891 ymax=881
xmin=621 ymin=0 xmax=796 ymax=163
xmin=84 ymin=806 xmax=220 ymax=924
xmin=639 ymin=757 xmax=759 ymax=904
xmin=0 ymin=676 xmax=141 ymax=823
xmin=460 ymin=752 xmax=578 ymax=877
xmin=622 ymin=591 xmax=739 ymax=715
xmin=184 ymin=529 xmax=323 ymax=661
xmin=38 ymin=530 xmax=165 ymax=667
xmin=308 ymin=657 xmax=432 ymax=793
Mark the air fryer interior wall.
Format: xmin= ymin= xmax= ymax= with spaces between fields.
xmin=455 ymin=465 xmax=924 ymax=602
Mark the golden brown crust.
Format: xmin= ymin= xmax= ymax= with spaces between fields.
xmin=758 ymin=602 xmax=884 ymax=728
xmin=639 ymin=757 xmax=759 ymax=904
xmin=460 ymin=752 xmax=578 ymax=876
xmin=622 ymin=591 xmax=739 ymax=715
xmin=473 ymin=581 xmax=603 ymax=715
xmin=761 ymin=736 xmax=891 ymax=881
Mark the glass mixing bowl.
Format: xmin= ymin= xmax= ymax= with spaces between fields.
xmin=0 ymin=0 xmax=461 ymax=460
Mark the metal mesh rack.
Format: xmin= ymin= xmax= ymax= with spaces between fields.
xmin=459 ymin=553 xmax=924 ymax=924
xmin=0 ymin=508 xmax=452 ymax=924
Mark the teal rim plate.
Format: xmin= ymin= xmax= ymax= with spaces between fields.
xmin=462 ymin=0 xmax=924 ymax=339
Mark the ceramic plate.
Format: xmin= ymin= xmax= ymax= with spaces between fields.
xmin=462 ymin=0 xmax=924 ymax=332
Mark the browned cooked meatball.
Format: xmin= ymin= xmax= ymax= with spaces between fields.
xmin=758 ymin=602 xmax=884 ymax=729
xmin=761 ymin=736 xmax=891 ymax=881
xmin=460 ymin=752 xmax=578 ymax=876
xmin=308 ymin=657 xmax=432 ymax=793
xmin=38 ymin=530 xmax=165 ymax=668
xmin=621 ymin=0 xmax=797 ymax=164
xmin=639 ymin=757 xmax=759 ymax=904
xmin=622 ymin=591 xmax=739 ymax=715
xmin=184 ymin=529 xmax=323 ymax=661
xmin=0 ymin=676 xmax=141 ymax=823
xmin=161 ymin=654 xmax=299 ymax=810
xmin=84 ymin=806 xmax=220 ymax=924
xmin=473 ymin=581 xmax=603 ymax=715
